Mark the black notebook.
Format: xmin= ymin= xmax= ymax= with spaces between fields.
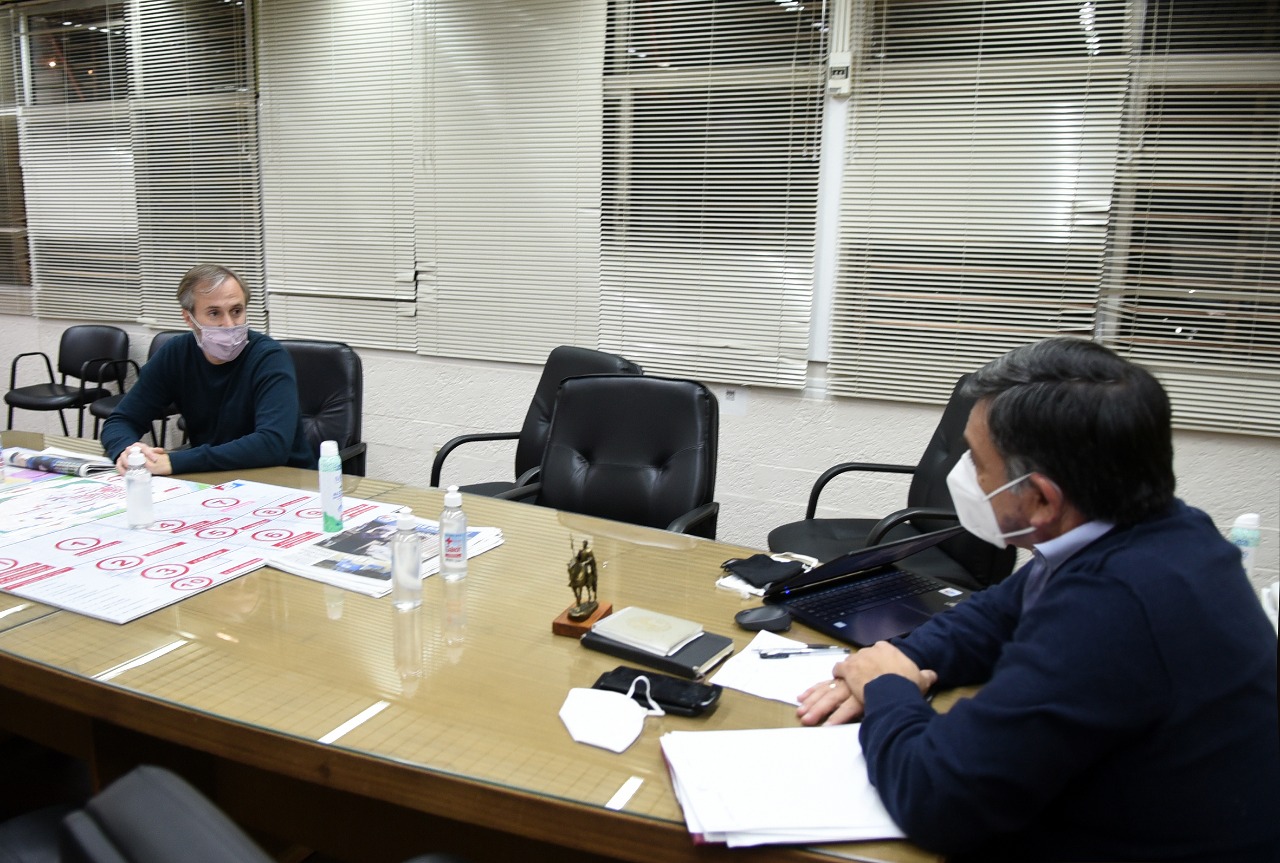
xmin=580 ymin=629 xmax=735 ymax=679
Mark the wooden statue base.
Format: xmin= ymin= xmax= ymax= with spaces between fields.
xmin=552 ymin=601 xmax=613 ymax=637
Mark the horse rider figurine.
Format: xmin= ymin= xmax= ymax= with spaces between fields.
xmin=566 ymin=539 xmax=599 ymax=621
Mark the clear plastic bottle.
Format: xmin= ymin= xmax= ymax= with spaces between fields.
xmin=318 ymin=439 xmax=343 ymax=533
xmin=1229 ymin=513 xmax=1261 ymax=581
xmin=125 ymin=446 xmax=153 ymax=529
xmin=391 ymin=509 xmax=422 ymax=610
xmin=439 ymin=485 xmax=467 ymax=582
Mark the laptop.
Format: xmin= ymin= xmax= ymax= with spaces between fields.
xmin=764 ymin=525 xmax=972 ymax=647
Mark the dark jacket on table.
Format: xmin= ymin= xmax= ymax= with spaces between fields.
xmin=861 ymin=499 xmax=1279 ymax=863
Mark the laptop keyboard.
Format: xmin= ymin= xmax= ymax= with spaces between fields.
xmin=788 ymin=570 xmax=940 ymax=617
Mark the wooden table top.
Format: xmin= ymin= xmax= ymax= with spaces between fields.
xmin=0 ymin=431 xmax=940 ymax=863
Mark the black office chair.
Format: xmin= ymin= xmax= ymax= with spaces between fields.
xmin=430 ymin=345 xmax=642 ymax=496
xmin=279 ymin=338 xmax=367 ymax=476
xmin=767 ymin=375 xmax=1016 ymax=591
xmin=89 ymin=330 xmax=186 ymax=445
xmin=498 ymin=374 xmax=719 ymax=539
xmin=5 ymin=325 xmax=130 ymax=438
xmin=0 ymin=764 xmax=471 ymax=863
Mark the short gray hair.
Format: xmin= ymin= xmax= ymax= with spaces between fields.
xmin=176 ymin=264 xmax=249 ymax=313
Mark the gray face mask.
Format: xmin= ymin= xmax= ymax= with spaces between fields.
xmin=946 ymin=451 xmax=1034 ymax=548
xmin=191 ymin=320 xmax=249 ymax=363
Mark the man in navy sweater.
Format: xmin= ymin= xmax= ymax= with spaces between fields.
xmin=102 ymin=264 xmax=312 ymax=475
xmin=797 ymin=338 xmax=1279 ymax=862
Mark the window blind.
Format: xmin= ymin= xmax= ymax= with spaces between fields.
xmin=416 ymin=0 xmax=607 ymax=364
xmin=132 ymin=0 xmax=263 ymax=331
xmin=19 ymin=1 xmax=140 ymax=320
xmin=257 ymin=0 xmax=419 ymax=349
xmin=599 ymin=0 xmax=826 ymax=386
xmin=1098 ymin=0 xmax=1280 ymax=436
xmin=0 ymin=8 xmax=30 ymax=315
xmin=831 ymin=0 xmax=1129 ymax=401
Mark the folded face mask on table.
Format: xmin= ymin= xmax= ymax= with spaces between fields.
xmin=559 ymin=676 xmax=665 ymax=753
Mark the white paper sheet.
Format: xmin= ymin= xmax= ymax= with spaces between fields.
xmin=660 ymin=723 xmax=904 ymax=846
xmin=709 ymin=630 xmax=847 ymax=705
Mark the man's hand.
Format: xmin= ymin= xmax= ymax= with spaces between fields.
xmin=797 ymin=676 xmax=864 ymax=726
xmin=114 ymin=443 xmax=173 ymax=476
xmin=796 ymin=641 xmax=938 ymax=726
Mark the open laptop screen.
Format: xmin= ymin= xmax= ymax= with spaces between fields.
xmin=764 ymin=524 xmax=966 ymax=599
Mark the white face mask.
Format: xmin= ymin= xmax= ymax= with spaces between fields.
xmin=559 ymin=677 xmax=665 ymax=753
xmin=946 ymin=451 xmax=1034 ymax=548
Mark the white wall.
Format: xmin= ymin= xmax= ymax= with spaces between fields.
xmin=5 ymin=312 xmax=1277 ymax=594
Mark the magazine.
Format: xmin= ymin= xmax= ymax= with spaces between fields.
xmin=265 ymin=513 xmax=504 ymax=597
xmin=5 ymin=447 xmax=116 ymax=477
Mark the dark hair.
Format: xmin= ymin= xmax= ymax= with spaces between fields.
xmin=176 ymin=264 xmax=249 ymax=312
xmin=963 ymin=337 xmax=1175 ymax=525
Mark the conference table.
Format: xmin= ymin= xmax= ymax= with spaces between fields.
xmin=0 ymin=431 xmax=944 ymax=863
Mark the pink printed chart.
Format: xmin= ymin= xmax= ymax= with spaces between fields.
xmin=0 ymin=521 xmax=269 ymax=624
xmin=0 ymin=473 xmax=202 ymax=546
xmin=95 ymin=479 xmax=401 ymax=555
xmin=0 ymin=478 xmax=401 ymax=623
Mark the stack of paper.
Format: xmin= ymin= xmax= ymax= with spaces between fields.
xmin=265 ymin=513 xmax=503 ymax=597
xmin=660 ymin=724 xmax=904 ymax=847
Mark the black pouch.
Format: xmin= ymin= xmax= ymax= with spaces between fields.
xmin=720 ymin=554 xmax=804 ymax=589
xmin=592 ymin=666 xmax=721 ymax=717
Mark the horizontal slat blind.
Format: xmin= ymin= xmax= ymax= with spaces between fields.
xmin=598 ymin=0 xmax=825 ymax=386
xmin=831 ymin=0 xmax=1128 ymax=401
xmin=0 ymin=9 xmax=30 ymax=315
xmin=132 ymin=0 xmax=263 ymax=331
xmin=20 ymin=2 xmax=139 ymax=320
xmin=258 ymin=0 xmax=418 ymax=347
xmin=23 ymin=100 xmax=140 ymax=318
xmin=417 ymin=0 xmax=605 ymax=363
xmin=1099 ymin=0 xmax=1280 ymax=436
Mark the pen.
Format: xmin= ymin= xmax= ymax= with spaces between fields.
xmin=755 ymin=646 xmax=850 ymax=659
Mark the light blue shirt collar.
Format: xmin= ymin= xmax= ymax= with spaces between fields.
xmin=1033 ymin=519 xmax=1114 ymax=574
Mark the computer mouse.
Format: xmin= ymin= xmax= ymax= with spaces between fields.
xmin=734 ymin=605 xmax=792 ymax=632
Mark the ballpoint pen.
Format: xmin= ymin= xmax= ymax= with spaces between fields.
xmin=754 ymin=645 xmax=850 ymax=659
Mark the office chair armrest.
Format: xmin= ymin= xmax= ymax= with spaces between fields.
xmin=866 ymin=506 xmax=959 ymax=546
xmin=513 ymin=464 xmax=541 ymax=487
xmin=9 ymin=351 xmax=55 ymax=389
xmin=806 ymin=461 xmax=916 ymax=519
xmin=338 ymin=441 xmax=367 ymax=471
xmin=430 ymin=430 xmax=520 ymax=486
xmin=83 ymin=358 xmax=139 ymax=397
xmin=494 ymin=481 xmax=540 ymax=503
xmin=667 ymin=501 xmax=719 ymax=537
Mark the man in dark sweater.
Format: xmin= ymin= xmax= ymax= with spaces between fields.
xmin=797 ymin=338 xmax=1279 ymax=862
xmin=102 ymin=264 xmax=311 ymax=474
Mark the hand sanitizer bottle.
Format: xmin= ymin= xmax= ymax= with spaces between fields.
xmin=125 ymin=446 xmax=153 ymax=529
xmin=392 ymin=510 xmax=422 ymax=610
xmin=318 ymin=440 xmax=343 ymax=533
xmin=439 ymin=485 xmax=467 ymax=582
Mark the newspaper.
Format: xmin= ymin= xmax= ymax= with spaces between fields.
xmin=5 ymin=446 xmax=116 ymax=477
xmin=265 ymin=513 xmax=503 ymax=597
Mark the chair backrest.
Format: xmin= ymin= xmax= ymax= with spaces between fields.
xmin=59 ymin=766 xmax=275 ymax=863
xmin=512 ymin=346 xmax=642 ymax=480
xmin=278 ymin=338 xmax=363 ymax=455
xmin=907 ymin=373 xmax=1017 ymax=586
xmin=537 ymin=374 xmax=717 ymax=532
xmin=58 ymin=325 xmax=130 ymax=384
xmin=147 ymin=329 xmax=186 ymax=360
